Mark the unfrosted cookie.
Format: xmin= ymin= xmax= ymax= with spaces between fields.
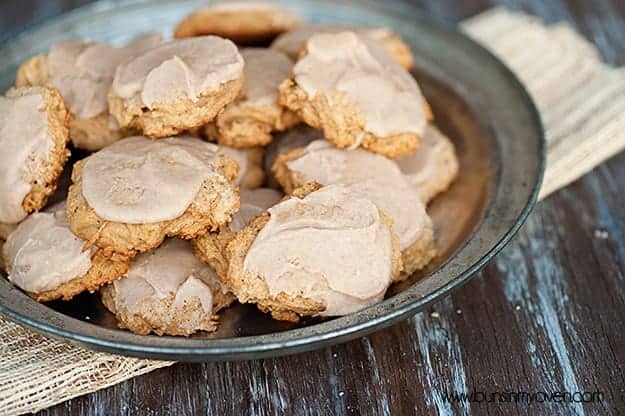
xmin=396 ymin=125 xmax=459 ymax=203
xmin=0 ymin=86 xmax=70 ymax=224
xmin=278 ymin=32 xmax=432 ymax=159
xmin=218 ymin=145 xmax=266 ymax=190
xmin=225 ymin=183 xmax=402 ymax=322
xmin=273 ymin=140 xmax=436 ymax=275
xmin=15 ymin=34 xmax=163 ymax=151
xmin=206 ymin=48 xmax=299 ymax=148
xmin=174 ymin=1 xmax=301 ymax=45
xmin=194 ymin=187 xmax=283 ymax=277
xmin=101 ymin=239 xmax=234 ymax=336
xmin=2 ymin=203 xmax=129 ymax=302
xmin=67 ymin=136 xmax=240 ymax=257
xmin=108 ymin=37 xmax=244 ymax=138
xmin=272 ymin=23 xmax=414 ymax=70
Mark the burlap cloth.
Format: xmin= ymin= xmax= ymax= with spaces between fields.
xmin=1 ymin=8 xmax=624 ymax=415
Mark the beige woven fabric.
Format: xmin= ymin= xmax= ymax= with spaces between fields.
xmin=1 ymin=8 xmax=624 ymax=415
xmin=462 ymin=8 xmax=625 ymax=200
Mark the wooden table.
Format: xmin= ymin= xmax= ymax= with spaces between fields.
xmin=3 ymin=1 xmax=624 ymax=415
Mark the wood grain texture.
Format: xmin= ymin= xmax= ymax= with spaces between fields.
xmin=2 ymin=0 xmax=623 ymax=415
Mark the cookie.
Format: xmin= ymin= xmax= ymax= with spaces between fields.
xmin=225 ymin=183 xmax=403 ymax=322
xmin=0 ymin=86 xmax=70 ymax=224
xmin=264 ymin=125 xmax=321 ymax=185
xmin=108 ymin=36 xmax=244 ymax=138
xmin=396 ymin=125 xmax=459 ymax=203
xmin=174 ymin=1 xmax=301 ymax=45
xmin=219 ymin=146 xmax=266 ymax=190
xmin=2 ymin=203 xmax=130 ymax=302
xmin=0 ymin=241 xmax=5 ymax=273
xmin=272 ymin=140 xmax=436 ymax=276
xmin=271 ymin=24 xmax=414 ymax=70
xmin=0 ymin=223 xmax=17 ymax=241
xmin=67 ymin=136 xmax=240 ymax=257
xmin=278 ymin=32 xmax=432 ymax=159
xmin=194 ymin=187 xmax=283 ymax=278
xmin=15 ymin=34 xmax=163 ymax=151
xmin=0 ymin=223 xmax=14 ymax=272
xmin=101 ymin=239 xmax=235 ymax=336
xmin=206 ymin=48 xmax=299 ymax=148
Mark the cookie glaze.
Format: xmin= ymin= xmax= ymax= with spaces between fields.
xmin=3 ymin=203 xmax=94 ymax=293
xmin=396 ymin=125 xmax=459 ymax=202
xmin=47 ymin=33 xmax=163 ymax=119
xmin=111 ymin=239 xmax=228 ymax=314
xmin=286 ymin=140 xmax=431 ymax=249
xmin=272 ymin=24 xmax=400 ymax=60
xmin=293 ymin=31 xmax=427 ymax=138
xmin=230 ymin=188 xmax=283 ymax=232
xmin=0 ymin=90 xmax=53 ymax=224
xmin=243 ymin=184 xmax=394 ymax=316
xmin=112 ymin=36 xmax=244 ymax=108
xmin=238 ymin=48 xmax=293 ymax=107
xmin=81 ymin=136 xmax=229 ymax=224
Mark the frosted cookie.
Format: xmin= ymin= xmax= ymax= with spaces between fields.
xmin=108 ymin=37 xmax=244 ymax=138
xmin=0 ymin=224 xmax=16 ymax=271
xmin=174 ymin=1 xmax=301 ymax=45
xmin=278 ymin=32 xmax=432 ymax=159
xmin=67 ymin=136 xmax=240 ymax=257
xmin=101 ymin=239 xmax=234 ymax=336
xmin=273 ymin=140 xmax=436 ymax=275
xmin=272 ymin=24 xmax=414 ymax=70
xmin=226 ymin=183 xmax=402 ymax=321
xmin=0 ymin=86 xmax=70 ymax=225
xmin=0 ymin=223 xmax=17 ymax=241
xmin=264 ymin=125 xmax=321 ymax=183
xmin=16 ymin=34 xmax=163 ymax=151
xmin=2 ymin=203 xmax=129 ymax=302
xmin=219 ymin=146 xmax=266 ymax=190
xmin=396 ymin=125 xmax=459 ymax=203
xmin=194 ymin=187 xmax=283 ymax=277
xmin=207 ymin=48 xmax=299 ymax=148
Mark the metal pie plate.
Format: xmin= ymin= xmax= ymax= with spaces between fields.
xmin=0 ymin=0 xmax=544 ymax=361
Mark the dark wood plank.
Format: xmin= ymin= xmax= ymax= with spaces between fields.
xmin=2 ymin=0 xmax=623 ymax=415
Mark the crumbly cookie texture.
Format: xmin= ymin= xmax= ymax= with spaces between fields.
xmin=396 ymin=125 xmax=459 ymax=203
xmin=264 ymin=125 xmax=322 ymax=187
xmin=194 ymin=187 xmax=283 ymax=278
xmin=225 ymin=183 xmax=403 ymax=322
xmin=69 ymin=113 xmax=125 ymax=152
xmin=109 ymin=37 xmax=244 ymax=138
xmin=15 ymin=34 xmax=163 ymax=151
xmin=206 ymin=48 xmax=299 ymax=148
xmin=174 ymin=1 xmax=302 ymax=45
xmin=101 ymin=239 xmax=235 ymax=336
xmin=66 ymin=137 xmax=241 ymax=257
xmin=272 ymin=140 xmax=437 ymax=276
xmin=278 ymin=32 xmax=431 ymax=159
xmin=2 ymin=203 xmax=130 ymax=302
xmin=271 ymin=23 xmax=414 ymax=70
xmin=218 ymin=146 xmax=266 ymax=190
xmin=0 ymin=86 xmax=70 ymax=224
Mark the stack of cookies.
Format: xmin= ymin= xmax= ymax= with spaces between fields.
xmin=0 ymin=1 xmax=459 ymax=336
